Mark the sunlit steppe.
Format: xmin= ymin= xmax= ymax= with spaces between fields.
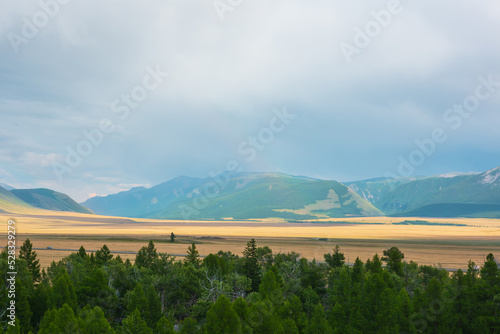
xmin=2 ymin=210 xmax=499 ymax=269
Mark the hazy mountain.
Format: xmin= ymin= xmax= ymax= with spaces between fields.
xmin=11 ymin=188 xmax=93 ymax=214
xmin=83 ymin=172 xmax=383 ymax=219
xmin=360 ymin=167 xmax=500 ymax=218
xmin=82 ymin=176 xmax=208 ymax=217
xmin=4 ymin=166 xmax=498 ymax=219
xmin=345 ymin=177 xmax=420 ymax=206
xmin=0 ymin=183 xmax=14 ymax=190
xmin=0 ymin=185 xmax=33 ymax=213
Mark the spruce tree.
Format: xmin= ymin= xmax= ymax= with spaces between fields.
xmin=127 ymin=284 xmax=148 ymax=316
xmin=259 ymin=270 xmax=283 ymax=305
xmin=38 ymin=304 xmax=79 ymax=334
xmin=15 ymin=279 xmax=32 ymax=333
xmin=135 ymin=241 xmax=158 ymax=269
xmin=144 ymin=284 xmax=162 ymax=328
xmin=324 ymin=245 xmax=345 ymax=269
xmin=95 ymin=244 xmax=113 ymax=265
xmin=49 ymin=268 xmax=77 ymax=312
xmin=179 ymin=317 xmax=199 ymax=334
xmin=120 ymin=308 xmax=153 ymax=334
xmin=184 ymin=243 xmax=201 ymax=268
xmin=155 ymin=316 xmax=175 ymax=334
xmin=243 ymin=239 xmax=261 ymax=292
xmin=306 ymin=303 xmax=333 ymax=334
xmin=382 ymin=247 xmax=405 ymax=276
xmin=19 ymin=239 xmax=41 ymax=283
xmin=204 ymin=295 xmax=241 ymax=334
xmin=77 ymin=246 xmax=87 ymax=258
xmin=78 ymin=306 xmax=114 ymax=334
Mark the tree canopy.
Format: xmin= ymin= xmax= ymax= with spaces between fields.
xmin=1 ymin=242 xmax=498 ymax=333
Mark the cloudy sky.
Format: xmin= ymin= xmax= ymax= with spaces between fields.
xmin=1 ymin=0 xmax=500 ymax=202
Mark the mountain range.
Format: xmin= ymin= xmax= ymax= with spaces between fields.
xmin=1 ymin=166 xmax=500 ymax=219
xmin=82 ymin=172 xmax=383 ymax=220
xmin=0 ymin=186 xmax=92 ymax=214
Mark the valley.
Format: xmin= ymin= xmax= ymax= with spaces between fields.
xmin=2 ymin=211 xmax=499 ymax=269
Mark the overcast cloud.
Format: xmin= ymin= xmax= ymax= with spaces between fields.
xmin=1 ymin=0 xmax=500 ymax=202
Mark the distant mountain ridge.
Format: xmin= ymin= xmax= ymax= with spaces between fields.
xmin=2 ymin=166 xmax=499 ymax=219
xmin=347 ymin=167 xmax=500 ymax=218
xmin=11 ymin=188 xmax=93 ymax=214
xmin=0 ymin=185 xmax=92 ymax=214
xmin=83 ymin=172 xmax=383 ymax=219
xmin=0 ymin=185 xmax=33 ymax=213
xmin=0 ymin=183 xmax=14 ymax=190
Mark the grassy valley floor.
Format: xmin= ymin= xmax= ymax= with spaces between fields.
xmin=1 ymin=212 xmax=499 ymax=269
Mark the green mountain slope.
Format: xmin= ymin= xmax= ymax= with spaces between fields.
xmin=83 ymin=166 xmax=500 ymax=219
xmin=11 ymin=188 xmax=93 ymax=214
xmin=83 ymin=173 xmax=383 ymax=220
xmin=82 ymin=176 xmax=208 ymax=217
xmin=345 ymin=177 xmax=420 ymax=206
xmin=371 ymin=168 xmax=500 ymax=217
xmin=0 ymin=185 xmax=33 ymax=213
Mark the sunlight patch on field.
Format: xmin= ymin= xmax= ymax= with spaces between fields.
xmin=2 ymin=212 xmax=500 ymax=269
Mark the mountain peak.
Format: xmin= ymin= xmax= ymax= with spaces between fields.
xmin=480 ymin=166 xmax=500 ymax=185
xmin=0 ymin=183 xmax=14 ymax=190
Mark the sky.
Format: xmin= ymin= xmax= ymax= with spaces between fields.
xmin=1 ymin=0 xmax=500 ymax=202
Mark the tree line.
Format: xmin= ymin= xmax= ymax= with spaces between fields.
xmin=1 ymin=238 xmax=499 ymax=333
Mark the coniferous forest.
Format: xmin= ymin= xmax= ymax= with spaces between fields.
xmin=1 ymin=239 xmax=499 ymax=333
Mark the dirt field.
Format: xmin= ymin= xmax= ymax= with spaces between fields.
xmin=1 ymin=212 xmax=499 ymax=269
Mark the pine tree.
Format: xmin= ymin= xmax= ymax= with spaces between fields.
xmin=144 ymin=285 xmax=162 ymax=328
xmin=396 ymin=288 xmax=416 ymax=333
xmin=243 ymin=239 xmax=261 ymax=292
xmin=146 ymin=240 xmax=157 ymax=260
xmin=179 ymin=317 xmax=199 ymax=334
xmin=247 ymin=299 xmax=283 ymax=333
xmin=127 ymin=284 xmax=148 ymax=316
xmin=38 ymin=304 xmax=79 ymax=334
xmin=78 ymin=246 xmax=87 ymax=258
xmin=324 ymin=245 xmax=345 ymax=269
xmin=352 ymin=257 xmax=364 ymax=284
xmin=480 ymin=253 xmax=499 ymax=286
xmin=281 ymin=319 xmax=299 ymax=334
xmin=19 ymin=239 xmax=41 ymax=283
xmin=49 ymin=268 xmax=77 ymax=312
xmin=277 ymin=295 xmax=307 ymax=332
xmin=306 ymin=303 xmax=333 ymax=334
xmin=382 ymin=247 xmax=405 ymax=276
xmin=29 ymin=281 xmax=49 ymax=328
xmin=5 ymin=317 xmax=20 ymax=334
xmin=184 ymin=243 xmax=201 ymax=268
xmin=135 ymin=241 xmax=158 ymax=269
xmin=359 ymin=273 xmax=398 ymax=333
xmin=259 ymin=270 xmax=283 ymax=305
xmin=170 ymin=233 xmax=176 ymax=242
xmin=120 ymin=308 xmax=153 ymax=334
xmin=15 ymin=279 xmax=32 ymax=333
xmin=76 ymin=267 xmax=113 ymax=311
xmin=365 ymin=254 xmax=382 ymax=274
xmin=204 ymin=295 xmax=242 ymax=334
xmin=78 ymin=306 xmax=114 ymax=334
xmin=95 ymin=244 xmax=113 ymax=265
xmin=328 ymin=267 xmax=353 ymax=324
xmin=135 ymin=247 xmax=149 ymax=269
xmin=155 ymin=316 xmax=175 ymax=334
